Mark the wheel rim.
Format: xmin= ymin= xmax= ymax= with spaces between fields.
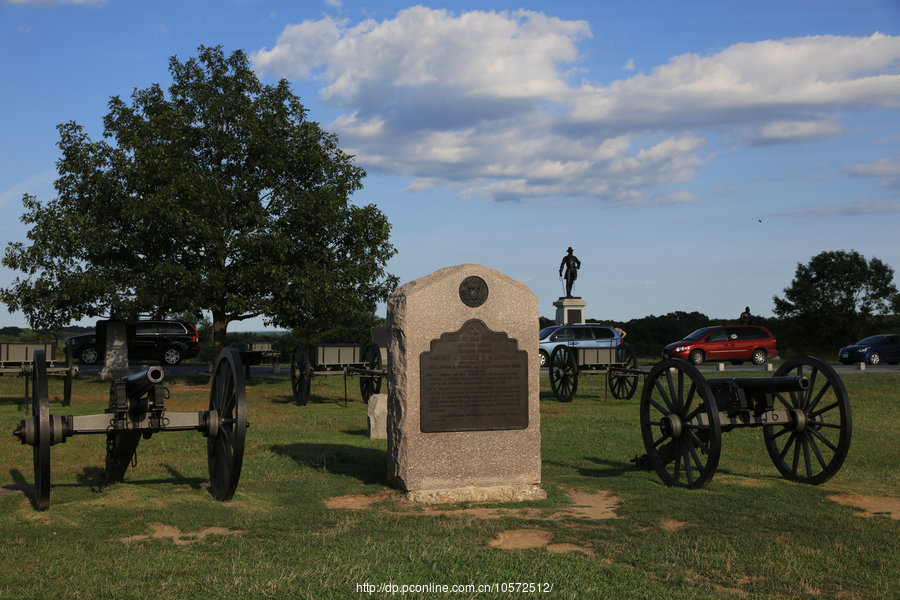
xmin=359 ymin=342 xmax=382 ymax=403
xmin=752 ymin=350 xmax=766 ymax=365
xmin=608 ymin=344 xmax=639 ymax=400
xmin=869 ymin=352 xmax=880 ymax=365
xmin=640 ymin=359 xmax=721 ymax=488
xmin=163 ymin=348 xmax=181 ymax=365
xmin=539 ymin=351 xmax=548 ymax=367
xmin=549 ymin=346 xmax=578 ymax=402
xmin=764 ymin=356 xmax=852 ymax=484
xmin=290 ymin=345 xmax=311 ymax=406
xmin=81 ymin=347 xmax=98 ymax=365
xmin=31 ymin=350 xmax=51 ymax=510
xmin=207 ymin=348 xmax=247 ymax=501
xmin=689 ymin=350 xmax=704 ymax=365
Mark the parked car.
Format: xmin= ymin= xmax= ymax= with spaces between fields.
xmin=67 ymin=320 xmax=200 ymax=366
xmin=838 ymin=334 xmax=900 ymax=365
xmin=662 ymin=325 xmax=777 ymax=365
xmin=539 ymin=324 xmax=622 ymax=367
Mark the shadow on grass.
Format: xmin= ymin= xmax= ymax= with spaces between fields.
xmin=3 ymin=469 xmax=34 ymax=502
xmin=544 ymin=456 xmax=636 ymax=479
xmin=271 ymin=442 xmax=388 ymax=485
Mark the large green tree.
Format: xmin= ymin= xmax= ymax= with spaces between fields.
xmin=1 ymin=45 xmax=397 ymax=357
xmin=772 ymin=250 xmax=899 ymax=351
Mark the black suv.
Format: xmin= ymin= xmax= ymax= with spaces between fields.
xmin=67 ymin=320 xmax=200 ymax=366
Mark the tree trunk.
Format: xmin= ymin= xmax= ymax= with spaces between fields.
xmin=212 ymin=309 xmax=230 ymax=366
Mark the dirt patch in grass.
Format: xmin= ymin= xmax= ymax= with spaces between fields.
xmin=487 ymin=528 xmax=594 ymax=555
xmin=327 ymin=488 xmax=622 ymax=522
xmin=828 ymin=494 xmax=900 ymax=519
xmin=660 ymin=518 xmax=688 ymax=531
xmin=120 ymin=522 xmax=241 ymax=545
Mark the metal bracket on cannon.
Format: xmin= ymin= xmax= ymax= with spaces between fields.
xmin=13 ymin=348 xmax=249 ymax=511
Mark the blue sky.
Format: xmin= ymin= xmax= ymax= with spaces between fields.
xmin=2 ymin=0 xmax=900 ymax=331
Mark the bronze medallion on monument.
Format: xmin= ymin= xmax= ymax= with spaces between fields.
xmin=458 ymin=276 xmax=489 ymax=308
xmin=419 ymin=319 xmax=528 ymax=433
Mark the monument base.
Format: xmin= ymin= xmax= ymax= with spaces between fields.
xmin=407 ymin=483 xmax=546 ymax=505
xmin=553 ymin=297 xmax=588 ymax=325
xmin=97 ymin=319 xmax=130 ymax=380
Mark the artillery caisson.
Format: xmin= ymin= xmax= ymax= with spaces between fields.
xmin=1 ymin=341 xmax=78 ymax=406
xmin=548 ymin=343 xmax=640 ymax=402
xmin=13 ymin=348 xmax=249 ymax=510
xmin=638 ymin=356 xmax=852 ymax=488
xmin=290 ymin=342 xmax=384 ymax=405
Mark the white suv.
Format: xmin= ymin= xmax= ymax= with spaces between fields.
xmin=538 ymin=324 xmax=622 ymax=367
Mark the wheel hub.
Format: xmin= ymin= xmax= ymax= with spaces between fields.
xmin=660 ymin=414 xmax=683 ymax=439
xmin=789 ymin=407 xmax=808 ymax=432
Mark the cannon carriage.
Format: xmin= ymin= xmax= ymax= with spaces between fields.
xmin=637 ymin=356 xmax=852 ymax=488
xmin=290 ymin=342 xmax=384 ymax=406
xmin=547 ymin=343 xmax=641 ymax=402
xmin=12 ymin=348 xmax=249 ymax=510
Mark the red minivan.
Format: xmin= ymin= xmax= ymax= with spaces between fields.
xmin=662 ymin=325 xmax=778 ymax=365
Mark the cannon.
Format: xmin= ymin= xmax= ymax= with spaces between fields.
xmin=548 ymin=343 xmax=640 ymax=401
xmin=13 ymin=348 xmax=249 ymax=510
xmin=638 ymin=356 xmax=852 ymax=488
xmin=290 ymin=342 xmax=384 ymax=406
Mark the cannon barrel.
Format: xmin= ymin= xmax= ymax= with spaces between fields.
xmin=710 ymin=375 xmax=809 ymax=395
xmin=122 ymin=365 xmax=165 ymax=398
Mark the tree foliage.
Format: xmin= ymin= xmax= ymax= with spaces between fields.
xmin=772 ymin=250 xmax=900 ymax=351
xmin=1 ymin=46 xmax=397 ymax=356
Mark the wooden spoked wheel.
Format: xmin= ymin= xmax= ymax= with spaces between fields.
xmin=549 ymin=345 xmax=578 ymax=402
xmin=31 ymin=350 xmax=52 ymax=510
xmin=764 ymin=356 xmax=852 ymax=484
xmin=290 ymin=345 xmax=311 ymax=406
xmin=608 ymin=344 xmax=639 ymax=400
xmin=359 ymin=342 xmax=382 ymax=403
xmin=207 ymin=348 xmax=248 ymax=501
xmin=640 ymin=359 xmax=721 ymax=489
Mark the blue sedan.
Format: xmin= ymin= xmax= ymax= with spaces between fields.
xmin=838 ymin=334 xmax=900 ymax=365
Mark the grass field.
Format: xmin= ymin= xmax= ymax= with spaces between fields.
xmin=0 ymin=366 xmax=897 ymax=599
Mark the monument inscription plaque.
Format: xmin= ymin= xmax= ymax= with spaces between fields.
xmin=420 ymin=319 xmax=528 ymax=433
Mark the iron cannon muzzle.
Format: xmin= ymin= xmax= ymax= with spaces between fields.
xmin=122 ymin=365 xmax=165 ymax=398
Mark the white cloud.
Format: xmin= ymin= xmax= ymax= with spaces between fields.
xmin=773 ymin=200 xmax=900 ymax=217
xmin=253 ymin=9 xmax=900 ymax=204
xmin=845 ymin=157 xmax=900 ymax=188
xmin=748 ymin=119 xmax=847 ymax=145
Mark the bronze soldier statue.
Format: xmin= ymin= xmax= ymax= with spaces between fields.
xmin=559 ymin=247 xmax=581 ymax=298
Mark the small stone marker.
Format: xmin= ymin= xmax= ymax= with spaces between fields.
xmin=97 ymin=319 xmax=130 ymax=380
xmin=367 ymin=393 xmax=388 ymax=439
xmin=386 ymin=264 xmax=544 ymax=504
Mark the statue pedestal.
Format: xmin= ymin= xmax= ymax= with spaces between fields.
xmin=553 ymin=297 xmax=587 ymax=325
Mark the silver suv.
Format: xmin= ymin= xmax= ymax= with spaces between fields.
xmin=539 ymin=324 xmax=622 ymax=367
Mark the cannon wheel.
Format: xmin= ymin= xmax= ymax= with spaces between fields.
xmin=207 ymin=348 xmax=248 ymax=501
xmin=290 ymin=345 xmax=312 ymax=406
xmin=764 ymin=356 xmax=852 ymax=484
xmin=608 ymin=344 xmax=639 ymax=400
xmin=640 ymin=359 xmax=721 ymax=489
xmin=31 ymin=350 xmax=52 ymax=510
xmin=63 ymin=343 xmax=74 ymax=407
xmin=549 ymin=345 xmax=578 ymax=402
xmin=359 ymin=342 xmax=383 ymax=403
